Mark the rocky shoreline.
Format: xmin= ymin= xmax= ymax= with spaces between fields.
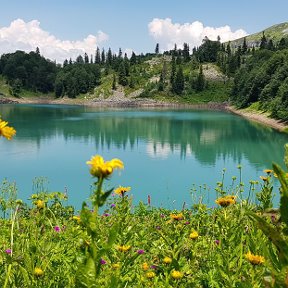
xmin=1 ymin=95 xmax=287 ymax=132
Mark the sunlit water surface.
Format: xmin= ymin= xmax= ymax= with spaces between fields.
xmin=1 ymin=104 xmax=288 ymax=210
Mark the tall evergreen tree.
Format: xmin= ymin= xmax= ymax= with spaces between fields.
xmin=195 ymin=64 xmax=205 ymax=91
xmin=242 ymin=37 xmax=248 ymax=54
xmin=155 ymin=43 xmax=159 ymax=54
xmin=84 ymin=53 xmax=89 ymax=64
xmin=107 ymin=48 xmax=112 ymax=66
xmin=95 ymin=47 xmax=101 ymax=64
xmin=174 ymin=66 xmax=184 ymax=95
xmin=260 ymin=31 xmax=267 ymax=50
xmin=101 ymin=49 xmax=106 ymax=64
xmin=118 ymin=61 xmax=128 ymax=86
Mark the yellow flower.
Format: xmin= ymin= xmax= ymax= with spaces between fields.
xmin=245 ymin=251 xmax=265 ymax=265
xmin=142 ymin=262 xmax=149 ymax=270
xmin=86 ymin=155 xmax=124 ymax=178
xmin=72 ymin=215 xmax=81 ymax=223
xmin=117 ymin=245 xmax=131 ymax=252
xmin=163 ymin=257 xmax=172 ymax=264
xmin=215 ymin=195 xmax=236 ymax=207
xmin=114 ymin=186 xmax=131 ymax=197
xmin=260 ymin=176 xmax=268 ymax=182
xmin=112 ymin=263 xmax=120 ymax=269
xmin=170 ymin=213 xmax=184 ymax=221
xmin=146 ymin=271 xmax=155 ymax=279
xmin=171 ymin=270 xmax=183 ymax=279
xmin=0 ymin=118 xmax=16 ymax=140
xmin=263 ymin=169 xmax=273 ymax=174
xmin=189 ymin=231 xmax=199 ymax=240
xmin=34 ymin=267 xmax=44 ymax=277
xmin=35 ymin=200 xmax=45 ymax=209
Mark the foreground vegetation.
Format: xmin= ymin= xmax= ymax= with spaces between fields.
xmin=1 ymin=116 xmax=288 ymax=287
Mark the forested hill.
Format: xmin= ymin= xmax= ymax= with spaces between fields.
xmin=0 ymin=22 xmax=288 ymax=119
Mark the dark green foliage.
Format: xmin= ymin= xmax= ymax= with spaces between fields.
xmin=173 ymin=66 xmax=185 ymax=95
xmin=194 ymin=37 xmax=221 ymax=63
xmin=0 ymin=50 xmax=57 ymax=93
xmin=231 ymin=48 xmax=288 ymax=120
xmin=155 ymin=43 xmax=159 ymax=54
xmin=118 ymin=61 xmax=128 ymax=86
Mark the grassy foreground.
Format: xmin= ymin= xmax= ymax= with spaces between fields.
xmin=1 ymin=118 xmax=288 ymax=287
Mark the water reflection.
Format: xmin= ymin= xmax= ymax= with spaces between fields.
xmin=1 ymin=104 xmax=288 ymax=209
xmin=1 ymin=104 xmax=288 ymax=167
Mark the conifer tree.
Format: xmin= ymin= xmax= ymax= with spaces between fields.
xmin=260 ymin=31 xmax=267 ymax=49
xmin=155 ymin=43 xmax=159 ymax=54
xmin=95 ymin=47 xmax=101 ymax=64
xmin=195 ymin=64 xmax=205 ymax=91
xmin=101 ymin=49 xmax=106 ymax=64
xmin=112 ymin=73 xmax=117 ymax=90
xmin=242 ymin=37 xmax=248 ymax=54
xmin=174 ymin=66 xmax=184 ymax=94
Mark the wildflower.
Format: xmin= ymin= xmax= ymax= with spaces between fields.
xmin=5 ymin=249 xmax=12 ymax=255
xmin=142 ymin=262 xmax=149 ymax=270
xmin=35 ymin=200 xmax=45 ymax=209
xmin=117 ymin=245 xmax=131 ymax=252
xmin=245 ymin=252 xmax=265 ymax=265
xmin=155 ymin=226 xmax=161 ymax=230
xmin=34 ymin=267 xmax=44 ymax=277
xmin=72 ymin=215 xmax=81 ymax=223
xmin=189 ymin=231 xmax=199 ymax=240
xmin=137 ymin=249 xmax=145 ymax=254
xmin=150 ymin=265 xmax=157 ymax=270
xmin=215 ymin=239 xmax=220 ymax=245
xmin=103 ymin=213 xmax=110 ymax=217
xmin=171 ymin=270 xmax=183 ymax=279
xmin=260 ymin=176 xmax=268 ymax=182
xmin=163 ymin=257 xmax=172 ymax=264
xmin=110 ymin=204 xmax=116 ymax=208
xmin=100 ymin=258 xmax=107 ymax=265
xmin=112 ymin=263 xmax=120 ymax=269
xmin=54 ymin=226 xmax=61 ymax=232
xmin=86 ymin=155 xmax=123 ymax=178
xmin=215 ymin=195 xmax=236 ymax=207
xmin=146 ymin=271 xmax=155 ymax=279
xmin=185 ymin=221 xmax=190 ymax=225
xmin=114 ymin=186 xmax=131 ymax=197
xmin=170 ymin=213 xmax=184 ymax=221
xmin=264 ymin=169 xmax=273 ymax=174
xmin=160 ymin=214 xmax=165 ymax=218
xmin=0 ymin=118 xmax=16 ymax=140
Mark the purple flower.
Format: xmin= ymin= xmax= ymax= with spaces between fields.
xmin=110 ymin=204 xmax=116 ymax=208
xmin=160 ymin=214 xmax=165 ymax=218
xmin=100 ymin=258 xmax=107 ymax=265
xmin=155 ymin=226 xmax=161 ymax=230
xmin=150 ymin=265 xmax=157 ymax=270
xmin=215 ymin=239 xmax=220 ymax=245
xmin=103 ymin=213 xmax=110 ymax=217
xmin=5 ymin=249 xmax=12 ymax=255
xmin=54 ymin=226 xmax=61 ymax=232
xmin=185 ymin=221 xmax=190 ymax=225
xmin=137 ymin=249 xmax=145 ymax=255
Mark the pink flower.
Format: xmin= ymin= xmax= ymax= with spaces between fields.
xmin=5 ymin=249 xmax=12 ymax=255
xmin=54 ymin=226 xmax=61 ymax=232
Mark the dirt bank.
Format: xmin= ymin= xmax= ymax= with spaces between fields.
xmin=227 ymin=106 xmax=288 ymax=132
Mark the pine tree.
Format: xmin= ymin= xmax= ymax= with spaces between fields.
xmin=118 ymin=61 xmax=128 ymax=86
xmin=95 ymin=47 xmax=101 ymax=64
xmin=170 ymin=55 xmax=176 ymax=91
xmin=242 ymin=37 xmax=248 ymax=54
xmin=84 ymin=53 xmax=89 ymax=64
xmin=195 ymin=65 xmax=205 ymax=91
xmin=260 ymin=31 xmax=267 ymax=49
xmin=174 ymin=66 xmax=185 ymax=95
xmin=130 ymin=52 xmax=137 ymax=65
xmin=101 ymin=49 xmax=106 ymax=64
xmin=107 ymin=48 xmax=112 ymax=66
xmin=155 ymin=43 xmax=159 ymax=54
xmin=112 ymin=73 xmax=117 ymax=90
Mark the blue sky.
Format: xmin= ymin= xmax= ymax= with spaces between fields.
xmin=0 ymin=0 xmax=287 ymax=62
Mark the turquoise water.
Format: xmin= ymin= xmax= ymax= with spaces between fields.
xmin=1 ymin=104 xmax=288 ymax=210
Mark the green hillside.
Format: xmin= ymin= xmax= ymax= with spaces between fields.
xmin=230 ymin=22 xmax=288 ymax=48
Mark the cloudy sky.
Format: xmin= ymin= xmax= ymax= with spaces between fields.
xmin=0 ymin=0 xmax=287 ymax=63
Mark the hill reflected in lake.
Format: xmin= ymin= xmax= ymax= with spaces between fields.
xmin=1 ymin=104 xmax=288 ymax=209
xmin=2 ymin=104 xmax=287 ymax=168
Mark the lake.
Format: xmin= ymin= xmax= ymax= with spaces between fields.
xmin=1 ymin=104 xmax=288 ymax=211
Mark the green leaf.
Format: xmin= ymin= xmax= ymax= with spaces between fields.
xmin=99 ymin=188 xmax=114 ymax=207
xmin=247 ymin=211 xmax=288 ymax=265
xmin=284 ymin=143 xmax=288 ymax=169
xmin=75 ymin=257 xmax=97 ymax=288
xmin=272 ymin=163 xmax=288 ymax=226
xmin=106 ymin=223 xmax=120 ymax=248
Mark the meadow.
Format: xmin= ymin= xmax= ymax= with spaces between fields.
xmin=1 ymin=116 xmax=288 ymax=287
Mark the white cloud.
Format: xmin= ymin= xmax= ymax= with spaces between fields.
xmin=148 ymin=18 xmax=248 ymax=51
xmin=0 ymin=19 xmax=109 ymax=63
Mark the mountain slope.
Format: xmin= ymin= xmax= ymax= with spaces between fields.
xmin=230 ymin=22 xmax=288 ymax=48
